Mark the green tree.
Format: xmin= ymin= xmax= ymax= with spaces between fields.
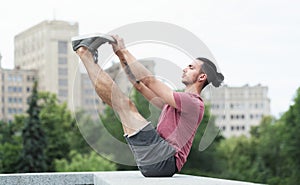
xmin=0 ymin=119 xmax=23 ymax=173
xmin=276 ymin=87 xmax=300 ymax=184
xmin=214 ymin=87 xmax=300 ymax=185
xmin=38 ymin=92 xmax=74 ymax=171
xmin=250 ymin=116 xmax=284 ymax=184
xmin=69 ymin=110 xmax=94 ymax=155
xmin=54 ymin=150 xmax=116 ymax=172
xmin=18 ymin=81 xmax=47 ymax=172
xmin=246 ymin=88 xmax=300 ymax=185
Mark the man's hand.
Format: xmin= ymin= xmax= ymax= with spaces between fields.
xmin=111 ymin=35 xmax=126 ymax=53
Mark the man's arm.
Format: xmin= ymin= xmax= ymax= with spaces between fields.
xmin=133 ymin=81 xmax=165 ymax=109
xmin=111 ymin=35 xmax=177 ymax=109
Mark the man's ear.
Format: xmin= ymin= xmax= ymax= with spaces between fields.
xmin=198 ymin=73 xmax=207 ymax=82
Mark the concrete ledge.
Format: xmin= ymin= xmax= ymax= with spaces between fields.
xmin=0 ymin=171 xmax=264 ymax=185
xmin=0 ymin=172 xmax=94 ymax=185
xmin=94 ymin=171 xmax=263 ymax=185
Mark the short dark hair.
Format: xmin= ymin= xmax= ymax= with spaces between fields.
xmin=197 ymin=57 xmax=224 ymax=88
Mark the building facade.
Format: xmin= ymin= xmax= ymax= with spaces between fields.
xmin=202 ymin=84 xmax=270 ymax=138
xmin=14 ymin=20 xmax=80 ymax=112
xmin=0 ymin=64 xmax=37 ymax=122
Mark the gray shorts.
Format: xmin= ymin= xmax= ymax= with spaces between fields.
xmin=125 ymin=123 xmax=177 ymax=177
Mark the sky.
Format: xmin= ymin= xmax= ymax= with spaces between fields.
xmin=0 ymin=0 xmax=299 ymax=118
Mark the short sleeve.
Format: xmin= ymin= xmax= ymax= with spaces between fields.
xmin=173 ymin=92 xmax=203 ymax=114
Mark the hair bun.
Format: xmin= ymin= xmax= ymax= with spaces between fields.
xmin=212 ymin=72 xmax=224 ymax=87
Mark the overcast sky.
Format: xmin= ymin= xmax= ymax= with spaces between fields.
xmin=0 ymin=0 xmax=299 ymax=117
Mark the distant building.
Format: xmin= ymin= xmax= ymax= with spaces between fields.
xmin=14 ymin=20 xmax=81 ymax=112
xmin=0 ymin=63 xmax=37 ymax=122
xmin=202 ymin=84 xmax=270 ymax=138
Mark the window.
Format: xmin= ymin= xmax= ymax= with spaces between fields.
xmin=8 ymin=75 xmax=22 ymax=82
xmin=7 ymin=86 xmax=21 ymax=92
xmin=59 ymin=79 xmax=68 ymax=86
xmin=58 ymin=41 xmax=68 ymax=54
xmin=17 ymin=75 xmax=22 ymax=82
xmin=8 ymin=75 xmax=12 ymax=81
xmin=27 ymin=76 xmax=35 ymax=82
xmin=58 ymin=68 xmax=68 ymax=75
xmin=18 ymin=108 xmax=23 ymax=114
xmin=58 ymin=89 xmax=68 ymax=97
xmin=231 ymin=115 xmax=234 ymax=120
xmin=58 ymin=57 xmax=67 ymax=64
xmin=222 ymin=126 xmax=226 ymax=131
xmin=84 ymin=89 xmax=94 ymax=94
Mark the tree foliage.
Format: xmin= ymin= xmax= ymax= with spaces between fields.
xmin=18 ymin=81 xmax=47 ymax=172
xmin=0 ymin=120 xmax=22 ymax=173
xmin=215 ymin=87 xmax=300 ymax=184
xmin=55 ymin=150 xmax=116 ymax=172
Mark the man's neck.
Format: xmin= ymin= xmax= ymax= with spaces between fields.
xmin=184 ymin=85 xmax=201 ymax=95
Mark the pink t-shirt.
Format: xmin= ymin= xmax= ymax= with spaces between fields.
xmin=156 ymin=92 xmax=204 ymax=171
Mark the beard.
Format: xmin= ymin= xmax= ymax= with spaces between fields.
xmin=182 ymin=76 xmax=197 ymax=86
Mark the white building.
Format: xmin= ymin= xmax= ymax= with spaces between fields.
xmin=0 ymin=54 xmax=37 ymax=122
xmin=14 ymin=20 xmax=81 ymax=112
xmin=202 ymin=84 xmax=270 ymax=138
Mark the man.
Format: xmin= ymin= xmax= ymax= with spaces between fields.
xmin=72 ymin=34 xmax=224 ymax=177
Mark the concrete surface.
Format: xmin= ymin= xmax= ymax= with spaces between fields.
xmin=0 ymin=172 xmax=94 ymax=185
xmin=0 ymin=171 xmax=264 ymax=185
xmin=94 ymin=171 xmax=264 ymax=185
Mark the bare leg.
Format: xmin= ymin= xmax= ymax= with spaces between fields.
xmin=76 ymin=47 xmax=148 ymax=135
